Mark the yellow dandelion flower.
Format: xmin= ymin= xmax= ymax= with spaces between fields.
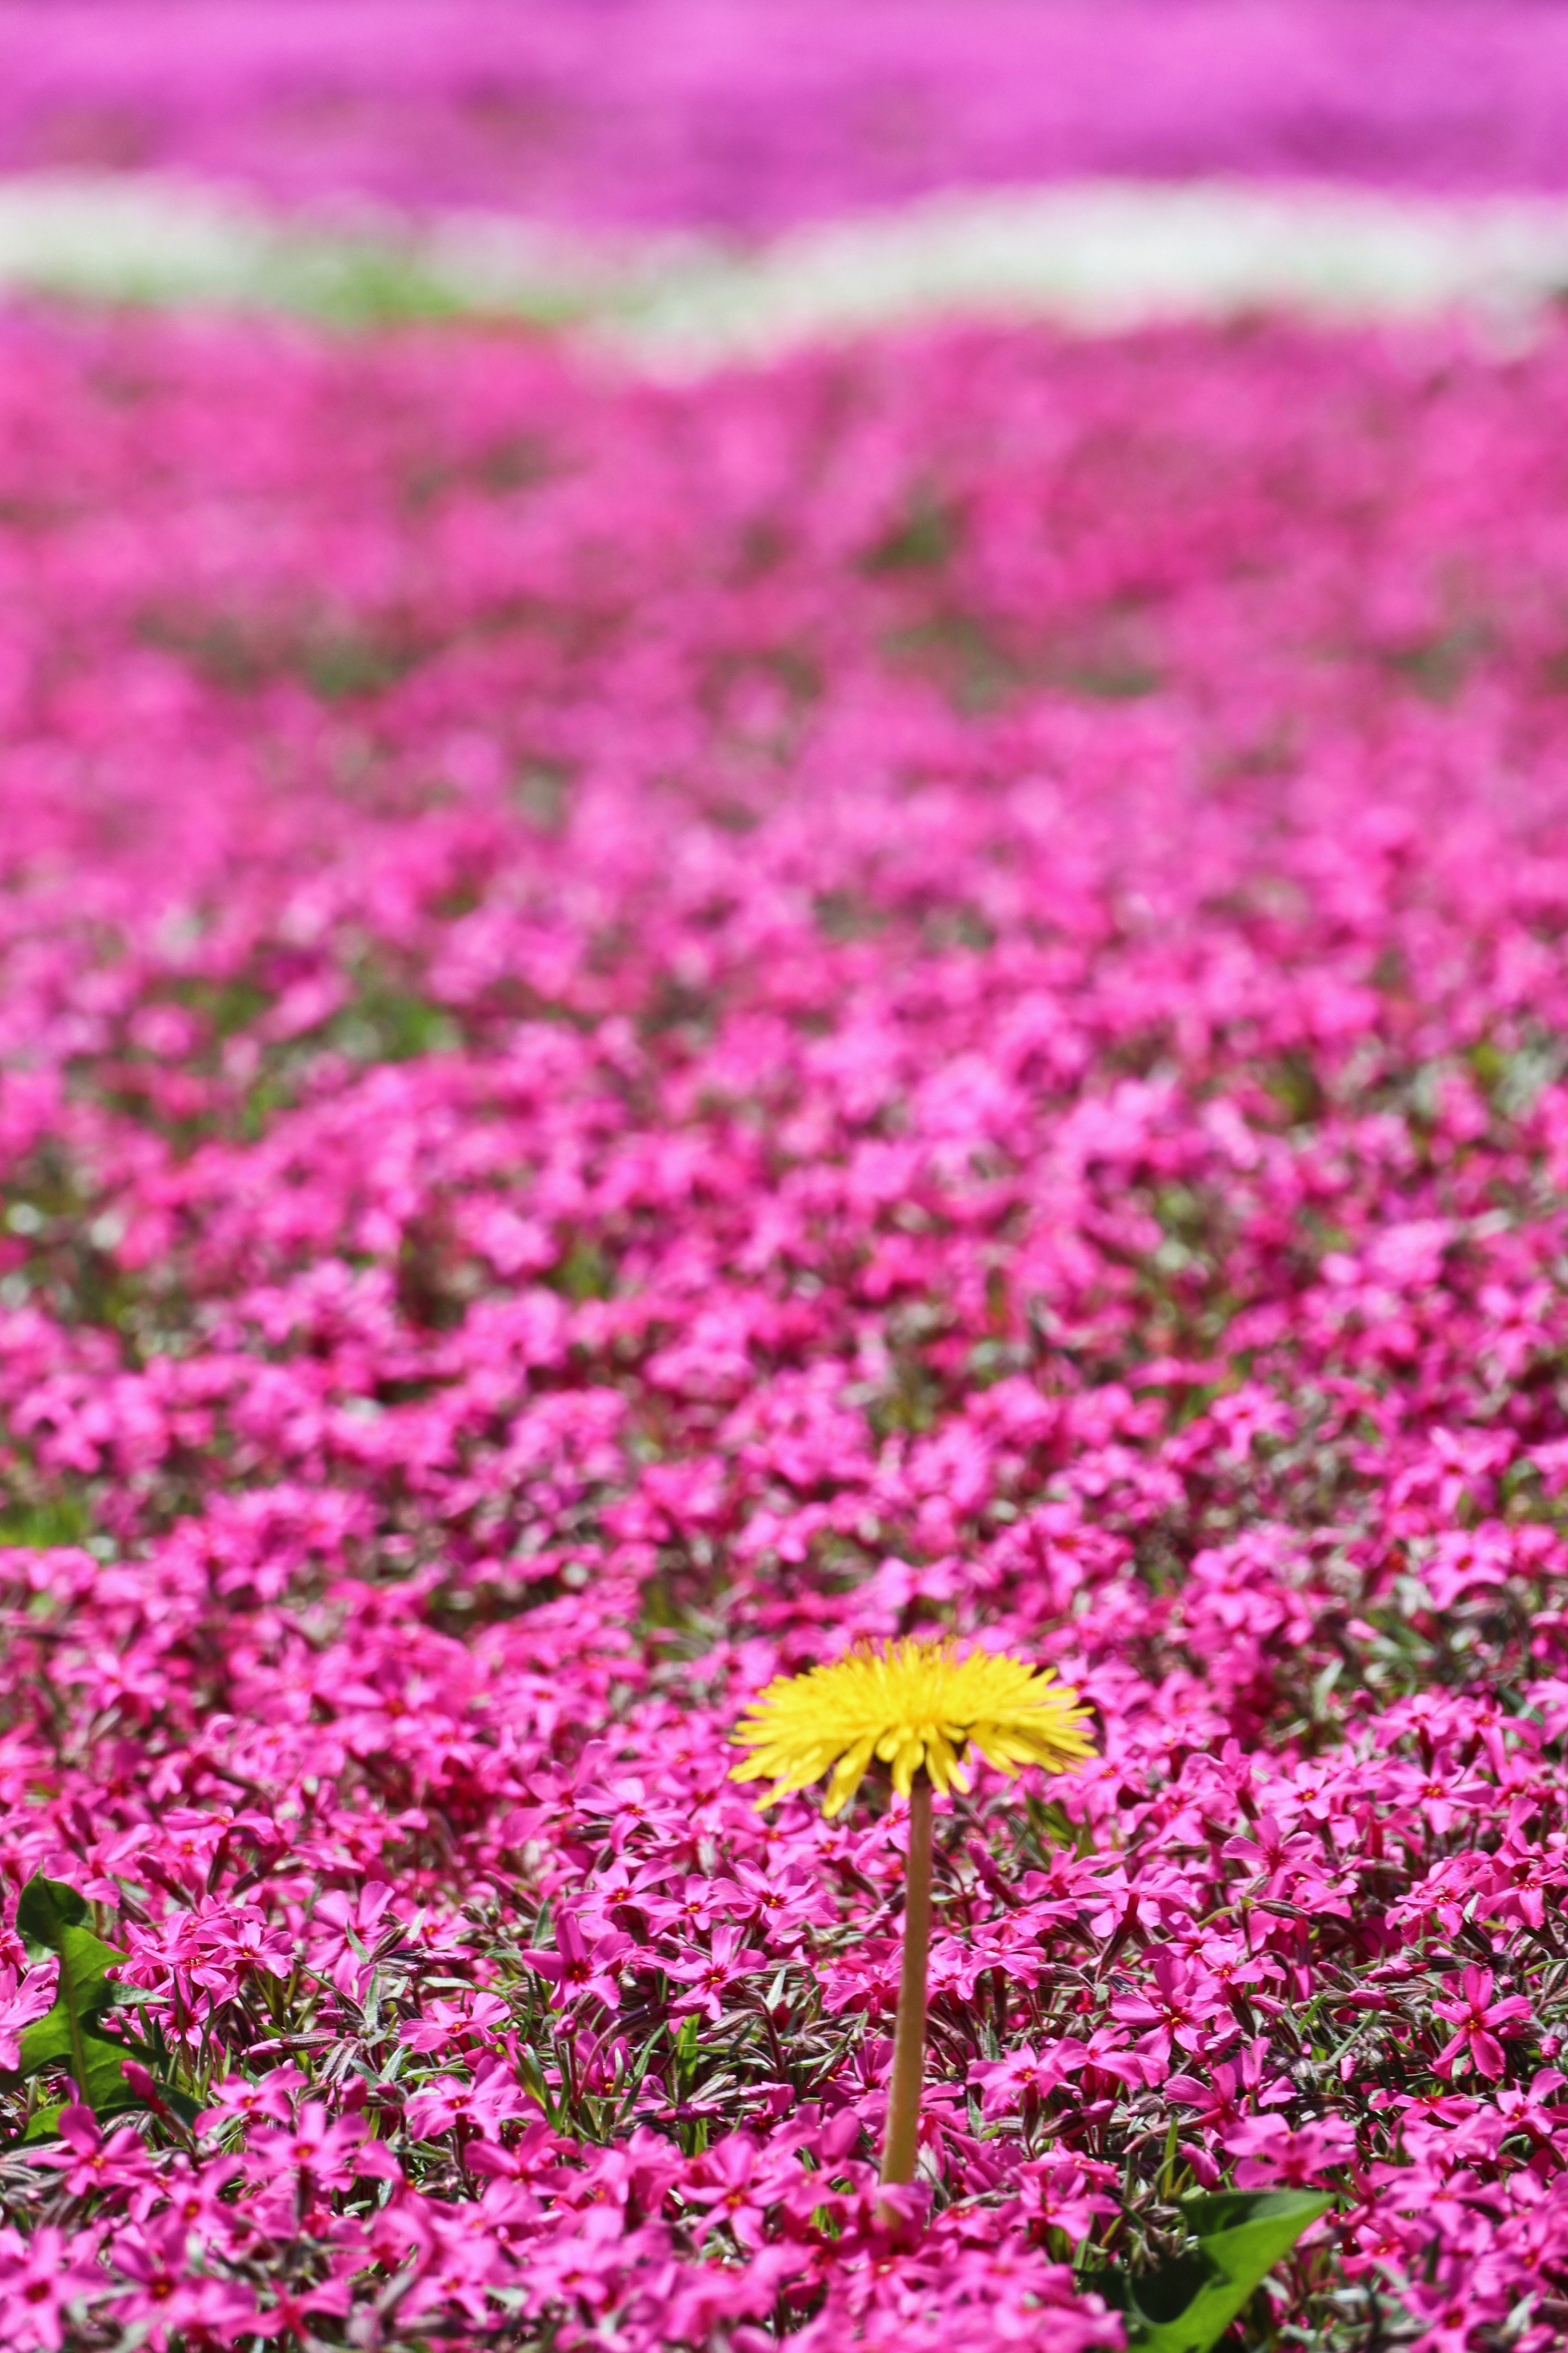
xmin=729 ymin=1635 xmax=1095 ymax=1818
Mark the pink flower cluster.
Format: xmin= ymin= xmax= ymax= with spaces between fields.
xmin=0 ymin=303 xmax=1568 ymax=2347
xmin=4 ymin=0 xmax=1568 ymax=225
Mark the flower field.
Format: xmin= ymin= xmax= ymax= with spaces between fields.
xmin=7 ymin=0 xmax=1568 ymax=227
xmin=2 ymin=299 xmax=1568 ymax=2346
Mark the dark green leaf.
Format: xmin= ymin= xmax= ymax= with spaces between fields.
xmin=16 ymin=1876 xmax=90 ymax=1944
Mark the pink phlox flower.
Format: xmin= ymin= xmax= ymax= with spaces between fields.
xmin=504 ymin=2204 xmax=637 ymax=2318
xmin=197 ymin=2062 xmax=307 ymax=2135
xmin=0 ymin=1963 xmax=61 ymax=2072
xmin=403 ymin=2054 xmax=538 ymax=2143
xmin=970 ymin=2039 xmax=1100 ymax=2118
xmin=561 ymin=2127 xmax=685 ymax=2216
xmin=1400 ymin=2279 xmax=1511 ymax=2353
xmin=642 ymin=2243 xmax=808 ymax=2344
xmin=1395 ymin=2093 xmax=1522 ymax=2172
xmin=1223 ymin=1812 xmax=1327 ymax=1894
xmin=1493 ymin=2067 xmax=1568 ymax=2155
xmin=309 ymin=1880 xmax=402 ymax=1999
xmin=665 ymin=1924 xmax=761 ymax=2023
xmin=183 ymin=1905 xmax=294 ymax=2000
xmin=0 ymin=2223 xmax=103 ymax=2352
xmin=141 ymin=1809 xmax=232 ymax=1891
xmin=247 ymin=2268 xmax=356 ymax=2340
xmin=929 ymin=1923 xmax=1046 ymax=2002
xmin=1385 ymin=1760 xmax=1495 ymax=1842
xmin=420 ymin=2180 xmax=542 ymax=2270
xmin=129 ymin=2156 xmax=243 ymax=2240
xmin=463 ymin=2119 xmax=566 ymax=2187
xmin=1072 ymin=2023 xmax=1164 ymax=2090
xmin=1366 ymin=2158 xmax=1503 ymax=2244
xmin=369 ymin=2180 xmax=519 ymax=2322
xmin=681 ymin=2130 xmax=800 ymax=2249
xmin=28 ymin=2104 xmax=156 ymax=2198
xmin=1111 ymin=1952 xmax=1239 ymax=2067
xmin=1484 ymin=1814 xmax=1568 ymax=1931
xmin=636 ymin=1871 xmax=747 ymax=1940
xmin=351 ymin=2188 xmax=438 ymax=2276
xmin=1084 ymin=1867 xmax=1183 ymax=1943
xmin=108 ymin=2216 xmax=257 ymax=2350
xmin=1423 ymin=1524 xmax=1514 ymax=1610
xmin=1189 ymin=1936 xmax=1284 ymax=2000
xmin=525 ymin=1910 xmax=634 ymax=2011
xmin=246 ymin=2100 xmax=400 ymax=2189
xmin=113 ymin=1911 xmax=205 ymax=2002
xmin=1165 ymin=2041 xmax=1294 ymax=2134
xmin=1432 ymin=1966 xmax=1533 ymax=2081
xmin=472 ymin=2175 xmax=550 ymax=2241
xmin=579 ymin=1775 xmax=691 ymax=1854
xmin=1012 ymin=2153 xmax=1120 ymax=2240
xmin=398 ymin=1989 xmax=510 ymax=2054
xmin=1016 ymin=1853 xmax=1106 ymax=1929
xmin=730 ymin=1859 xmax=834 ymax=1941
xmin=396 ymin=2261 xmax=508 ymax=2331
xmin=1225 ymin=2112 xmax=1357 ymax=2188
xmin=778 ymin=2115 xmax=878 ymax=2233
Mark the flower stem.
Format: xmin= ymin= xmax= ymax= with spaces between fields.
xmin=879 ymin=1772 xmax=933 ymax=2214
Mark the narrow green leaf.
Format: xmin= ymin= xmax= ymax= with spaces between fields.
xmin=154 ymin=2081 xmax=204 ymax=2129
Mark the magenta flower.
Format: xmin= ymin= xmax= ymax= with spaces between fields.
xmin=664 ymin=1925 xmax=761 ymax=2023
xmin=109 ymin=2217 xmax=258 ymax=2350
xmin=681 ymin=2131 xmax=796 ymax=2249
xmin=0 ymin=2227 xmax=101 ymax=2353
xmin=402 ymin=2055 xmax=538 ymax=2143
xmin=248 ymin=2270 xmax=356 ymax=2340
xmin=247 ymin=2103 xmax=401 ymax=2190
xmin=525 ymin=1912 xmax=636 ymax=2012
xmin=1110 ymin=1952 xmax=1239 ymax=2069
xmin=5 ymin=279 xmax=1568 ymax=2351
xmin=28 ymin=2107 xmax=156 ymax=2198
xmin=1432 ymin=1967 xmax=1533 ymax=2081
xmin=1225 ymin=2114 xmax=1357 ymax=2190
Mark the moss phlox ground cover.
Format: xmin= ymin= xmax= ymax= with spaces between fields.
xmin=6 ymin=0 xmax=1568 ymax=225
xmin=0 ymin=310 xmax=1565 ymax=2345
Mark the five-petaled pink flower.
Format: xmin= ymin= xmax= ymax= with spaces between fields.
xmin=1432 ymin=1967 xmax=1533 ymax=2081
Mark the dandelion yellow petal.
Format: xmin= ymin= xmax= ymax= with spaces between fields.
xmin=824 ymin=1734 xmax=878 ymax=1817
xmin=925 ymin=1730 xmax=959 ymax=1794
xmin=967 ymin=1730 xmax=1022 ymax=1778
xmin=727 ymin=1636 xmax=1095 ymax=1818
xmin=890 ymin=1735 xmax=924 ymax=1798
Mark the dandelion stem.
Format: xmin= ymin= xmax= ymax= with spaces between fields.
xmin=879 ymin=1772 xmax=933 ymax=2212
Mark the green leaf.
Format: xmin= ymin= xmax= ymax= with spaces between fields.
xmin=1098 ymin=2190 xmax=1331 ymax=2353
xmin=16 ymin=1876 xmax=91 ymax=1944
xmin=19 ymin=2025 xmax=143 ymax=2116
xmin=9 ymin=1871 xmax=187 ymax=2134
xmin=13 ymin=1875 xmax=135 ymax=2112
xmin=36 ymin=1923 xmax=125 ymax=2021
xmin=17 ymin=1878 xmax=127 ymax=2023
